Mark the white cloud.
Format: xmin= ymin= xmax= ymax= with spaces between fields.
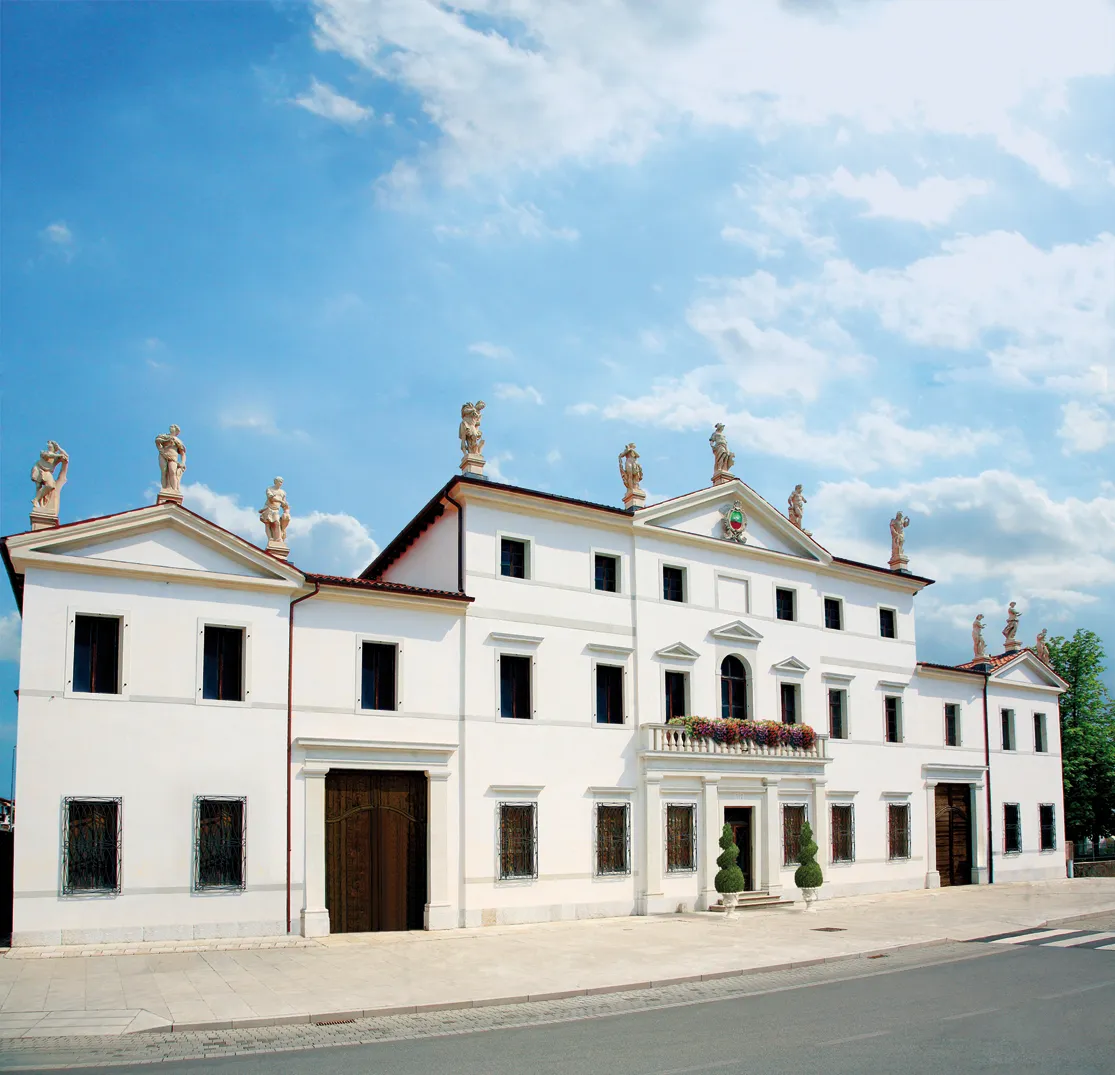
xmin=826 ymin=167 xmax=990 ymax=225
xmin=1058 ymin=401 xmax=1115 ymax=453
xmin=293 ymin=77 xmax=372 ymax=124
xmin=722 ymin=173 xmax=835 ymax=260
xmin=545 ymin=448 xmax=562 ymax=465
xmin=485 ymin=452 xmax=515 ymax=484
xmin=310 ymin=0 xmax=1114 ymax=184
xmin=182 ymin=483 xmax=378 ymax=576
xmin=434 ymin=198 xmax=578 ymax=242
xmin=219 ymin=410 xmax=310 ymax=441
xmin=494 ymin=383 xmax=543 ymax=405
xmin=639 ymin=329 xmax=666 ymax=353
xmin=468 ymin=341 xmax=513 ymax=360
xmin=0 ymin=611 xmax=20 ymax=663
xmin=40 ymin=220 xmax=75 ymax=260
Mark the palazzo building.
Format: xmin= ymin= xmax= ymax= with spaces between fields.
xmin=2 ymin=424 xmax=1067 ymax=945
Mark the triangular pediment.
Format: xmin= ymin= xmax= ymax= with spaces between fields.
xmin=636 ymin=480 xmax=831 ymax=563
xmin=992 ymin=651 xmax=1067 ymax=691
xmin=654 ymin=641 xmax=701 ymax=662
xmin=709 ymin=619 xmax=764 ymax=645
xmin=771 ymin=656 xmax=810 ymax=676
xmin=6 ymin=504 xmax=303 ymax=587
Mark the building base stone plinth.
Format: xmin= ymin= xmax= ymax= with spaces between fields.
xmin=300 ymin=908 xmax=330 ymax=938
xmin=925 ymin=870 xmax=941 ymax=889
xmin=424 ymin=902 xmax=456 ymax=931
xmin=971 ymin=866 xmax=989 ymax=885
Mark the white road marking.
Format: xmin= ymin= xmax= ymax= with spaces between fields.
xmin=1043 ymin=932 xmax=1115 ymax=948
xmin=991 ymin=929 xmax=1078 ymax=945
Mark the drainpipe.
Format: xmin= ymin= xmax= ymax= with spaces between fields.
xmin=981 ymin=672 xmax=994 ymax=884
xmin=443 ymin=492 xmax=465 ymax=593
xmin=286 ymin=581 xmax=320 ymax=933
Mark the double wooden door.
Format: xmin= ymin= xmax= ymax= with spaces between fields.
xmin=723 ymin=807 xmax=754 ymax=892
xmin=935 ymin=783 xmax=972 ymax=887
xmin=325 ymin=770 xmax=428 ymax=932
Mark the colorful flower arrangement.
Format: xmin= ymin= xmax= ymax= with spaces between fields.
xmin=665 ymin=716 xmax=817 ymax=750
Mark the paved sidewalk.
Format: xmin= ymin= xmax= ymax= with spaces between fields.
xmin=1 ymin=879 xmax=1113 ymax=1040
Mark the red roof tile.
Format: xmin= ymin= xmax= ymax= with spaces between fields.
xmin=305 ymin=573 xmax=472 ymax=603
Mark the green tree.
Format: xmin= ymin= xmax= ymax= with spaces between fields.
xmin=714 ymin=823 xmax=745 ymax=894
xmin=794 ymin=821 xmax=823 ymax=891
xmin=1047 ymin=629 xmax=1115 ymax=848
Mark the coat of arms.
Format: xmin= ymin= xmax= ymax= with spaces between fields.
xmin=719 ymin=499 xmax=748 ymax=543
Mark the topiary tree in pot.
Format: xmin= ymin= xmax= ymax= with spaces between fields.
xmin=715 ymin=823 xmax=746 ymax=914
xmin=794 ymin=821 xmax=823 ymax=910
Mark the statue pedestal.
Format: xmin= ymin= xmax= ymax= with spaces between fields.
xmin=623 ymin=488 xmax=647 ymax=511
xmin=265 ymin=541 xmax=290 ymax=561
xmin=157 ymin=490 xmax=184 ymax=506
xmin=889 ymin=555 xmax=910 ymax=574
xmin=29 ymin=511 xmax=59 ymax=532
xmin=1004 ymin=640 xmax=1021 ymax=653
xmin=461 ymin=454 xmax=486 ymax=477
xmin=711 ymin=470 xmax=735 ymax=486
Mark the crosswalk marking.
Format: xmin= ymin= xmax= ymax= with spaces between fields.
xmin=1042 ymin=931 xmax=1115 ymax=948
xmin=971 ymin=927 xmax=1115 ymax=951
xmin=991 ymin=929 xmax=1079 ymax=945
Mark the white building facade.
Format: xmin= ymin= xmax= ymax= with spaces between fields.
xmin=3 ymin=469 xmax=1068 ymax=945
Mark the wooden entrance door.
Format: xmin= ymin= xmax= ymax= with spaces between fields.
xmin=935 ymin=783 xmax=972 ymax=887
xmin=723 ymin=807 xmax=754 ymax=892
xmin=325 ymin=770 xmax=428 ymax=932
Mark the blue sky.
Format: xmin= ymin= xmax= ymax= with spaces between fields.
xmin=3 ymin=0 xmax=1114 ymax=796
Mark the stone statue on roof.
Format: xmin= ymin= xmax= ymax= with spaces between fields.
xmin=30 ymin=440 xmax=69 ymax=529
xmin=972 ymin=614 xmax=987 ymax=660
xmin=1035 ymin=628 xmax=1050 ymax=665
xmin=1003 ymin=601 xmax=1021 ymax=652
xmin=788 ymin=484 xmax=807 ymax=529
xmin=618 ymin=443 xmax=646 ymax=510
xmin=155 ymin=424 xmax=187 ymax=503
xmin=709 ymin=423 xmax=735 ymax=486
xmin=259 ymin=477 xmax=291 ymax=557
xmin=459 ymin=401 xmax=486 ymax=475
xmin=889 ymin=510 xmax=910 ymax=572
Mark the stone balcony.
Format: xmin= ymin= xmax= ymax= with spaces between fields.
xmin=643 ymin=723 xmax=828 ymax=761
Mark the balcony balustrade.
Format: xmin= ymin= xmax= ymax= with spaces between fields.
xmin=643 ymin=723 xmax=828 ymax=760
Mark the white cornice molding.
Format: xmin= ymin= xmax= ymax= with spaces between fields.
xmin=989 ymin=652 xmax=1068 ymax=692
xmin=586 ymin=786 xmax=636 ymax=796
xmin=771 ymin=656 xmax=810 ymax=677
xmin=821 ymin=671 xmax=855 ymax=684
xmin=311 ymin=586 xmax=469 ymax=614
xmin=654 ymin=642 xmax=700 ymax=662
xmin=487 ymin=784 xmax=544 ymax=796
xmin=877 ymin=679 xmax=910 ymax=692
xmin=709 ymin=620 xmax=763 ymax=645
xmin=585 ymin=642 xmax=635 ymax=656
xmin=453 ymin=482 xmax=632 ymax=532
xmin=488 ymin=630 xmax=544 ymax=647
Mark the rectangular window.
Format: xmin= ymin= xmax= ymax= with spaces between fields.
xmin=775 ymin=587 xmax=796 ymax=622
xmin=782 ymin=804 xmax=806 ymax=865
xmin=500 ymin=537 xmax=528 ymax=579
xmin=1033 ymin=713 xmax=1047 ymax=753
xmin=72 ymin=614 xmax=121 ymax=695
xmin=662 ymin=565 xmax=685 ymax=603
xmin=665 ymin=671 xmax=687 ymax=720
xmin=828 ymin=688 xmax=846 ymax=739
xmin=824 ymin=597 xmax=843 ymax=631
xmin=62 ymin=798 xmax=120 ymax=894
xmin=879 ymin=607 xmax=897 ymax=639
xmin=594 ymin=554 xmax=618 ymax=593
xmin=1004 ymin=803 xmax=1022 ymax=854
xmin=499 ymin=803 xmax=537 ymax=879
xmin=499 ymin=654 xmax=532 ymax=720
xmin=831 ymin=805 xmax=854 ymax=863
xmin=595 ymin=664 xmax=624 ymax=725
xmin=360 ymin=642 xmax=398 ymax=711
xmin=202 ymin=625 xmax=244 ymax=702
xmin=1001 ymin=709 xmax=1015 ymax=751
xmin=944 ymin=703 xmax=960 ymax=747
xmin=666 ymin=804 xmax=696 ymax=872
xmin=885 ymin=696 xmax=902 ymax=743
xmin=594 ymin=803 xmax=630 ymax=876
xmin=1039 ymin=804 xmax=1056 ymax=851
xmin=887 ymin=803 xmax=911 ymax=860
xmin=780 ymin=682 xmax=798 ymax=725
xmin=195 ymin=797 xmax=246 ymax=890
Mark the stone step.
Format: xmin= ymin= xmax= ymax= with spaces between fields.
xmin=707 ymin=893 xmax=794 ymax=912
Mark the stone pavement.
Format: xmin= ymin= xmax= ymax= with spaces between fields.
xmin=1 ymin=879 xmax=1113 ymax=1042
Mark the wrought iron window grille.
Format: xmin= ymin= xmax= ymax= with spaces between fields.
xmin=1003 ymin=803 xmax=1022 ymax=855
xmin=498 ymin=802 xmax=538 ymax=880
xmin=62 ymin=797 xmax=122 ymax=896
xmin=1038 ymin=803 xmax=1057 ymax=852
xmin=782 ymin=804 xmax=806 ymax=866
xmin=831 ymin=804 xmax=855 ymax=864
xmin=593 ymin=803 xmax=631 ymax=877
xmin=665 ymin=803 xmax=697 ymax=873
xmin=193 ymin=796 xmax=247 ymax=892
xmin=887 ymin=803 xmax=912 ymax=861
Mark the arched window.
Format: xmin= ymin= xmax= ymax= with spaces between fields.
xmin=721 ymin=655 xmax=748 ymax=721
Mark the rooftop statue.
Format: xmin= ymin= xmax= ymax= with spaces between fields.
xmin=972 ymin=614 xmax=988 ymax=660
xmin=1035 ymin=628 xmax=1050 ymax=665
xmin=1003 ymin=601 xmax=1021 ymax=652
xmin=30 ymin=440 xmax=69 ymax=528
xmin=459 ymin=401 xmax=486 ymax=475
xmin=709 ymin=423 xmax=735 ymax=485
xmin=259 ymin=477 xmax=291 ymax=557
xmin=155 ymin=424 xmax=187 ymax=502
xmin=888 ymin=510 xmax=910 ymax=571
xmin=788 ymin=484 xmax=807 ymax=529
xmin=618 ymin=442 xmax=646 ymax=510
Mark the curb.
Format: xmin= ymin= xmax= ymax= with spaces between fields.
xmin=154 ymin=937 xmax=954 ymax=1034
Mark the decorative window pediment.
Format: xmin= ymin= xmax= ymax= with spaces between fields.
xmin=771 ymin=656 xmax=809 ymax=678
xmin=709 ymin=620 xmax=763 ymax=645
xmin=654 ymin=642 xmax=700 ymax=662
xmin=488 ymin=631 xmax=544 ymax=647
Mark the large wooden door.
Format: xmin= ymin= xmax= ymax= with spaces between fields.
xmin=723 ymin=807 xmax=754 ymax=892
xmin=325 ymin=770 xmax=428 ymax=932
xmin=935 ymin=783 xmax=972 ymax=887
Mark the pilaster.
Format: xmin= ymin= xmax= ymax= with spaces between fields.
xmin=924 ymin=781 xmax=940 ymax=888
xmin=300 ymin=765 xmax=330 ymax=937
xmin=638 ymin=775 xmax=663 ymax=915
xmin=810 ymin=779 xmax=828 ymax=892
xmin=699 ymin=776 xmax=720 ymax=910
xmin=425 ymin=771 xmax=455 ymax=930
xmin=971 ymin=782 xmax=989 ymax=884
xmin=761 ymin=778 xmax=782 ymax=899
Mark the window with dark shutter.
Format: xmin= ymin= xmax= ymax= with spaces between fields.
xmin=662 ymin=566 xmax=685 ymax=602
xmin=720 ymin=656 xmax=747 ymax=721
xmin=780 ymin=682 xmax=798 ymax=725
xmin=824 ymin=597 xmax=843 ymax=630
xmin=360 ymin=642 xmax=398 ymax=711
xmin=1039 ymin=804 xmax=1056 ymax=851
xmin=594 ymin=554 xmax=618 ymax=593
xmin=944 ymin=703 xmax=960 ymax=747
xmin=63 ymin=798 xmax=120 ymax=894
xmin=887 ymin=803 xmax=911 ymax=860
xmin=72 ymin=615 xmax=121 ymax=695
xmin=499 ymin=655 xmax=532 ymax=720
xmin=666 ymin=804 xmax=696 ymax=872
xmin=595 ymin=664 xmax=624 ymax=724
xmin=1004 ymin=803 xmax=1022 ymax=854
xmin=1033 ymin=713 xmax=1047 ymax=753
xmin=831 ymin=805 xmax=854 ymax=863
xmin=203 ymin=626 xmax=244 ymax=702
xmin=1001 ymin=709 xmax=1015 ymax=751
xmin=665 ymin=671 xmax=687 ymax=720
xmin=500 ymin=538 xmax=528 ymax=579
xmin=775 ymin=588 xmax=795 ymax=621
xmin=879 ymin=608 xmax=897 ymax=638
xmin=499 ymin=803 xmax=537 ymax=879
xmin=595 ymin=804 xmax=629 ymax=876
xmin=828 ymin=689 xmax=846 ymax=739
xmin=782 ymin=804 xmax=805 ymax=865
xmin=195 ymin=798 xmax=246 ymax=890
xmin=885 ymin=696 xmax=901 ymax=742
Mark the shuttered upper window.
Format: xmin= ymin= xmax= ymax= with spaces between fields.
xmin=72 ymin=615 xmax=121 ymax=695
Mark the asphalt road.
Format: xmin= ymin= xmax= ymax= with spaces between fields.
xmin=19 ymin=939 xmax=1115 ymax=1075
